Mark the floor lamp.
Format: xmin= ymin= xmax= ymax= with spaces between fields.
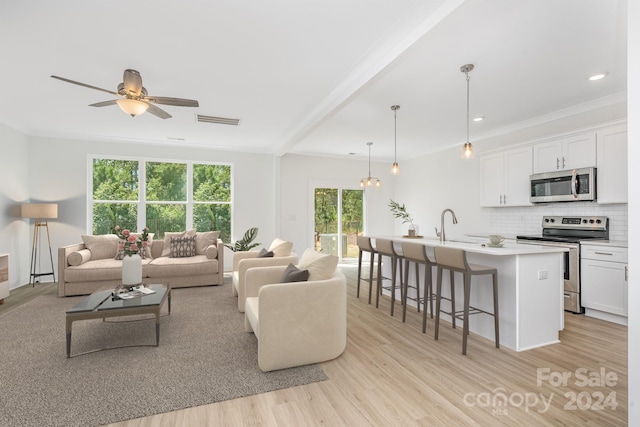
xmin=21 ymin=203 xmax=58 ymax=286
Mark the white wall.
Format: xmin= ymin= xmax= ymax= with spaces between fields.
xmin=627 ymin=0 xmax=638 ymax=424
xmin=0 ymin=123 xmax=31 ymax=290
xmin=279 ymin=153 xmax=395 ymax=256
xmin=27 ymin=136 xmax=277 ymax=276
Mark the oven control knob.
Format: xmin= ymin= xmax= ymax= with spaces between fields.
xmin=582 ymin=219 xmax=588 ymax=223
xmin=544 ymin=218 xmax=550 ymax=223
xmin=589 ymin=219 xmax=595 ymax=223
xmin=596 ymin=219 xmax=602 ymax=224
xmin=550 ymin=218 xmax=555 ymax=223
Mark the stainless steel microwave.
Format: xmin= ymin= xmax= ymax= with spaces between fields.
xmin=530 ymin=167 xmax=596 ymax=203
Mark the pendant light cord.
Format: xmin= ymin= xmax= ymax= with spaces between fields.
xmin=466 ymin=71 xmax=470 ymax=145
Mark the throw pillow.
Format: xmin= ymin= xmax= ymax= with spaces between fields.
xmin=257 ymin=248 xmax=274 ymax=258
xmin=195 ymin=231 xmax=220 ymax=255
xmin=170 ymin=235 xmax=197 ymax=258
xmin=268 ymin=238 xmax=293 ymax=257
xmin=296 ymin=248 xmax=339 ymax=281
xmin=68 ymin=249 xmax=91 ymax=266
xmin=279 ymin=263 xmax=310 ymax=283
xmin=205 ymin=245 xmax=218 ymax=259
xmin=161 ymin=229 xmax=196 ymax=257
xmin=81 ymin=234 xmax=119 ymax=260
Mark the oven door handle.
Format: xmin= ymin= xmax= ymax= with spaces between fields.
xmin=571 ymin=169 xmax=578 ymax=199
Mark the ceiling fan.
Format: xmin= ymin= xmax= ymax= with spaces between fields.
xmin=50 ymin=69 xmax=199 ymax=119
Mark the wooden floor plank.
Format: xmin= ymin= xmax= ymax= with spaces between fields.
xmin=2 ymin=266 xmax=627 ymax=426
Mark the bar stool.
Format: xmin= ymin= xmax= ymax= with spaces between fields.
xmin=375 ymin=238 xmax=404 ymax=317
xmin=400 ymin=241 xmax=435 ymax=325
xmin=433 ymin=246 xmax=500 ymax=355
xmin=356 ymin=236 xmax=379 ymax=304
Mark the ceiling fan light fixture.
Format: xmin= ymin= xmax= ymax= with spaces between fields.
xmin=116 ymin=98 xmax=149 ymax=117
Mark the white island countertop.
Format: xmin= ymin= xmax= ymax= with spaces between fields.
xmin=375 ymin=236 xmax=569 ymax=256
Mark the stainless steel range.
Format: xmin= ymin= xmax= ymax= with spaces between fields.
xmin=516 ymin=216 xmax=609 ymax=314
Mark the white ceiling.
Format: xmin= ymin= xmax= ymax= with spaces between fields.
xmin=0 ymin=0 xmax=627 ymax=162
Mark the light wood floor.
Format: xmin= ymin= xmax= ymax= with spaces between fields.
xmin=3 ymin=267 xmax=627 ymax=426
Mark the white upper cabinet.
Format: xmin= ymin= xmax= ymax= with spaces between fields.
xmin=480 ymin=146 xmax=533 ymax=207
xmin=596 ymin=124 xmax=627 ymax=204
xmin=532 ymin=132 xmax=596 ymax=173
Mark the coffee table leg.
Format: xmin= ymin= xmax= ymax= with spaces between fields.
xmin=66 ymin=318 xmax=72 ymax=358
xmin=155 ymin=312 xmax=160 ymax=346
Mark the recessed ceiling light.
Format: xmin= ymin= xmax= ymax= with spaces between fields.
xmin=588 ymin=73 xmax=608 ymax=81
xmin=473 ymin=116 xmax=484 ymax=122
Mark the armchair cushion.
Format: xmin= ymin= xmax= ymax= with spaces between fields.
xmin=279 ymin=263 xmax=309 ymax=283
xmin=268 ymin=238 xmax=293 ymax=257
xmin=296 ymin=248 xmax=338 ymax=281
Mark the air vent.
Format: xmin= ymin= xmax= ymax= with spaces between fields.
xmin=196 ymin=114 xmax=240 ymax=126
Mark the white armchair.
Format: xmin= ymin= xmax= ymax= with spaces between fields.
xmin=244 ymin=263 xmax=346 ymax=372
xmin=231 ymin=238 xmax=297 ymax=312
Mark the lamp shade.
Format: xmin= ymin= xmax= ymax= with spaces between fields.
xmin=21 ymin=203 xmax=58 ymax=219
xmin=116 ymin=98 xmax=149 ymax=116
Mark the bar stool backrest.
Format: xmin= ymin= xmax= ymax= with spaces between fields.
xmin=434 ymin=246 xmax=469 ymax=271
xmin=375 ymin=238 xmax=395 ymax=256
xmin=402 ymin=241 xmax=430 ymax=263
xmin=357 ymin=236 xmax=375 ymax=252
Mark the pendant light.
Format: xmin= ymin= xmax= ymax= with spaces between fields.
xmin=390 ymin=105 xmax=400 ymax=174
xmin=360 ymin=142 xmax=381 ymax=188
xmin=460 ymin=63 xmax=474 ymax=159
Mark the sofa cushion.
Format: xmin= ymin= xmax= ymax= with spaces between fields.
xmin=170 ymin=235 xmax=197 ymax=258
xmin=268 ymin=238 xmax=293 ymax=257
xmin=147 ymin=255 xmax=218 ymax=278
xmin=68 ymin=249 xmax=91 ymax=266
xmin=81 ymin=234 xmax=119 ymax=260
xmin=64 ymin=258 xmax=153 ymax=283
xmin=257 ymin=248 xmax=274 ymax=258
xmin=296 ymin=248 xmax=339 ymax=281
xmin=195 ymin=231 xmax=220 ymax=255
xmin=161 ymin=229 xmax=196 ymax=257
xmin=279 ymin=263 xmax=310 ymax=283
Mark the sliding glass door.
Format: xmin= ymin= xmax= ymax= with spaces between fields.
xmin=314 ymin=187 xmax=364 ymax=261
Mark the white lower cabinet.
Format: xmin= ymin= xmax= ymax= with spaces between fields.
xmin=581 ymin=244 xmax=627 ymax=325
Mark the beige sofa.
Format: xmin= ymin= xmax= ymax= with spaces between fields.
xmin=232 ymin=238 xmax=297 ymax=312
xmin=58 ymin=231 xmax=224 ymax=297
xmin=244 ymin=249 xmax=346 ymax=372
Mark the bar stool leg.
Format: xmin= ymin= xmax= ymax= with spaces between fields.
xmin=493 ymin=272 xmax=500 ymax=348
xmin=433 ymin=266 xmax=443 ymax=338
xmin=427 ymin=264 xmax=434 ymax=319
xmin=415 ymin=262 xmax=421 ymax=313
xmin=368 ymin=252 xmax=376 ymax=305
xmin=390 ymin=256 xmax=398 ymax=316
xmin=356 ymin=249 xmax=363 ymax=299
xmin=462 ymin=273 xmax=471 ymax=355
xmin=450 ymin=270 xmax=456 ymax=329
xmin=376 ymin=254 xmax=383 ymax=308
xmin=402 ymin=259 xmax=409 ymax=322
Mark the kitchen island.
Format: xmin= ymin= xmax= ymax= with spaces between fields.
xmin=372 ymin=236 xmax=568 ymax=351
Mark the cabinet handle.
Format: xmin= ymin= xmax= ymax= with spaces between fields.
xmin=625 ymin=266 xmax=628 ymax=281
xmin=499 ymin=195 xmax=503 ymax=205
xmin=503 ymin=194 xmax=507 ymax=204
xmin=594 ymin=252 xmax=613 ymax=256
xmin=562 ymin=156 xmax=566 ymax=169
xmin=556 ymin=158 xmax=560 ymax=169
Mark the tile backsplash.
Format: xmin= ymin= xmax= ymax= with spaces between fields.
xmin=488 ymin=202 xmax=627 ymax=241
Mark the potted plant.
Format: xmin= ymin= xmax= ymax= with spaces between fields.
xmin=388 ymin=199 xmax=417 ymax=237
xmin=225 ymin=227 xmax=261 ymax=252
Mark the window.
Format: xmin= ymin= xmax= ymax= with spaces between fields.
xmin=91 ymin=157 xmax=232 ymax=241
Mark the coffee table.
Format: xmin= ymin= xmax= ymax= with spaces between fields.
xmin=66 ymin=284 xmax=171 ymax=358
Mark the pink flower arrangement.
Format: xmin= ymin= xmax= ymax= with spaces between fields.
xmin=114 ymin=225 xmax=150 ymax=256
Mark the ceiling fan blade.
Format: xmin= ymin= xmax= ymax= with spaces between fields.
xmin=89 ymin=100 xmax=118 ymax=107
xmin=146 ymin=103 xmax=172 ymax=119
xmin=51 ymin=75 xmax=119 ymax=96
xmin=144 ymin=96 xmax=199 ymax=107
xmin=122 ymin=69 xmax=143 ymax=96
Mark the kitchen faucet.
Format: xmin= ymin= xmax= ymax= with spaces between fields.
xmin=436 ymin=208 xmax=458 ymax=243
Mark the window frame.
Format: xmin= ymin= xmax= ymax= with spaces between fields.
xmin=87 ymin=154 xmax=233 ymax=239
